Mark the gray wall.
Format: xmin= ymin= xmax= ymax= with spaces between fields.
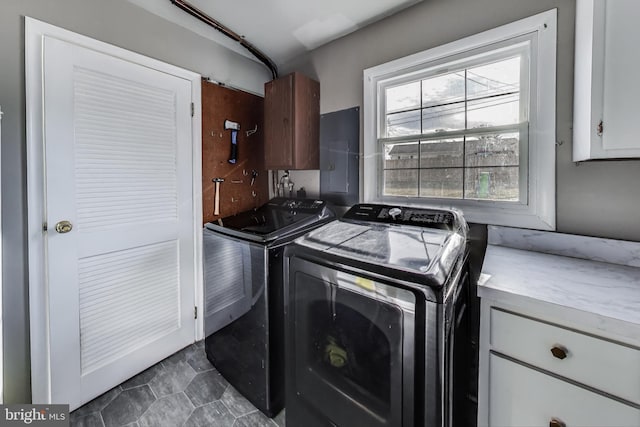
xmin=283 ymin=0 xmax=640 ymax=242
xmin=0 ymin=0 xmax=271 ymax=403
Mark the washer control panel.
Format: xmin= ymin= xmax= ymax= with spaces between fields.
xmin=343 ymin=204 xmax=456 ymax=228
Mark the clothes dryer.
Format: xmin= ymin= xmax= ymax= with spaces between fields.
xmin=284 ymin=204 xmax=473 ymax=427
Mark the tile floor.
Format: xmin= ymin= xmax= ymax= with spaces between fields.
xmin=70 ymin=341 xmax=285 ymax=427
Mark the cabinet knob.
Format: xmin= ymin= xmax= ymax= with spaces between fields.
xmin=549 ymin=417 xmax=566 ymax=427
xmin=550 ymin=345 xmax=568 ymax=360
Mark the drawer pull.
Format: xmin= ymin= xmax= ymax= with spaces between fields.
xmin=549 ymin=418 xmax=566 ymax=427
xmin=550 ymin=345 xmax=568 ymax=360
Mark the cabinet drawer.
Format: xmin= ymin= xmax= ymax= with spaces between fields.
xmin=489 ymin=354 xmax=640 ymax=427
xmin=490 ymin=308 xmax=640 ymax=405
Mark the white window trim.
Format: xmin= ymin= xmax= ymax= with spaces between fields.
xmin=363 ymin=9 xmax=556 ymax=230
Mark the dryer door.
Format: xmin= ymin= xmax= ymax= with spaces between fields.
xmin=286 ymin=258 xmax=417 ymax=427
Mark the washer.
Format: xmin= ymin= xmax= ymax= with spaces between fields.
xmin=203 ymin=197 xmax=334 ymax=417
xmin=283 ymin=203 xmax=473 ymax=427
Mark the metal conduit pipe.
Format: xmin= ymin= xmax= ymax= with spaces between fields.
xmin=170 ymin=0 xmax=279 ymax=79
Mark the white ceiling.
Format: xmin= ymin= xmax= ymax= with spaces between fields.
xmin=128 ymin=0 xmax=422 ymax=67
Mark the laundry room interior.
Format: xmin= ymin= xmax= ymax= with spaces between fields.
xmin=1 ymin=0 xmax=639 ymax=426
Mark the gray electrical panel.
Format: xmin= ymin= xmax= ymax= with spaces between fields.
xmin=319 ymin=107 xmax=359 ymax=206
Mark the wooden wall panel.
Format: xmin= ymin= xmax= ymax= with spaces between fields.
xmin=202 ymin=81 xmax=268 ymax=224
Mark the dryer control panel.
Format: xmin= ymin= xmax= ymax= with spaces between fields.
xmin=343 ymin=204 xmax=456 ymax=229
xmin=266 ymin=197 xmax=326 ymax=212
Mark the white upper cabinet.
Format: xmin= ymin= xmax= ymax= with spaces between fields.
xmin=573 ymin=0 xmax=640 ymax=161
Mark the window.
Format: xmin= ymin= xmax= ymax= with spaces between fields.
xmin=364 ymin=10 xmax=557 ymax=230
xmin=382 ymin=50 xmax=528 ymax=201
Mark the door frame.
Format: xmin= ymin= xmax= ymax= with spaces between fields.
xmin=0 ymin=107 xmax=3 ymax=405
xmin=25 ymin=17 xmax=204 ymax=404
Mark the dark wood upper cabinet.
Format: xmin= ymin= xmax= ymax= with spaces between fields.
xmin=264 ymin=72 xmax=319 ymax=170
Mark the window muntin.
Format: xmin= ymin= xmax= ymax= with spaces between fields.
xmin=378 ymin=44 xmax=529 ymax=203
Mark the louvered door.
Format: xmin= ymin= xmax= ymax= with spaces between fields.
xmin=43 ymin=36 xmax=195 ymax=410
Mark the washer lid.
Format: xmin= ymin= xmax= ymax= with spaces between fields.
xmin=205 ymin=197 xmax=334 ymax=243
xmin=295 ymin=204 xmax=467 ymax=286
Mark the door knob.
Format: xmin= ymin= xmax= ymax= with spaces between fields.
xmin=55 ymin=220 xmax=73 ymax=234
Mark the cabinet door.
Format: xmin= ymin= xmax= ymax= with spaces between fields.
xmin=601 ymin=0 xmax=640 ymax=152
xmin=264 ymin=72 xmax=319 ymax=170
xmin=264 ymin=74 xmax=294 ymax=169
xmin=574 ymin=0 xmax=640 ymax=160
xmin=489 ymin=354 xmax=640 ymax=427
xmin=292 ymin=74 xmax=319 ymax=169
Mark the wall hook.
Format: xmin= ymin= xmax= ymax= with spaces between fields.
xmin=246 ymin=125 xmax=257 ymax=137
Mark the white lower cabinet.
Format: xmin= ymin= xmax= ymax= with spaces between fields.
xmin=479 ymin=232 xmax=640 ymax=427
xmin=479 ymin=303 xmax=640 ymax=427
xmin=490 ymin=309 xmax=640 ymax=404
xmin=489 ymin=354 xmax=640 ymax=427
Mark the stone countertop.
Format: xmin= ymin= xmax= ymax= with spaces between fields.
xmin=479 ymin=226 xmax=640 ymax=344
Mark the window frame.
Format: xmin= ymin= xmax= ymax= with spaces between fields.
xmin=363 ymin=9 xmax=557 ymax=230
xmin=378 ymin=40 xmax=531 ymax=205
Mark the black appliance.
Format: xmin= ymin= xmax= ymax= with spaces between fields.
xmin=203 ymin=197 xmax=334 ymax=417
xmin=283 ymin=203 xmax=473 ymax=427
